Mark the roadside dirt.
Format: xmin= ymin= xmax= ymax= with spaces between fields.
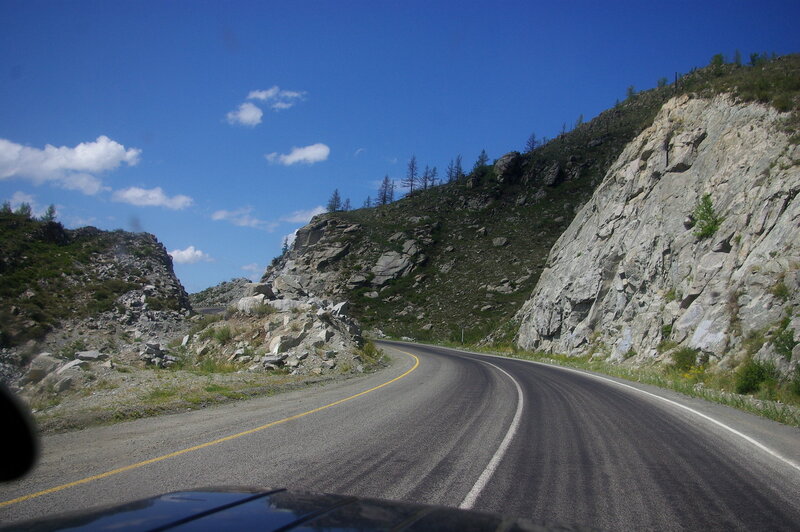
xmin=26 ymin=361 xmax=379 ymax=434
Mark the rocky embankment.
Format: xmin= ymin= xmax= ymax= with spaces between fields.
xmin=13 ymin=280 xmax=371 ymax=431
xmin=516 ymin=94 xmax=800 ymax=373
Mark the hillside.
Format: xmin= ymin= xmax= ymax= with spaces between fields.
xmin=264 ymin=55 xmax=800 ymax=344
xmin=0 ymin=211 xmax=191 ymax=379
xmin=263 ymin=75 xmax=671 ymax=342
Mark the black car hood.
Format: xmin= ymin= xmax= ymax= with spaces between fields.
xmin=2 ymin=487 xmax=596 ymax=531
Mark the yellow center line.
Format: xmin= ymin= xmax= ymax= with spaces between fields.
xmin=1 ymin=350 xmax=420 ymax=508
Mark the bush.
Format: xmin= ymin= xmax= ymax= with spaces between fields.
xmin=735 ymin=359 xmax=777 ymax=394
xmin=214 ymin=326 xmax=232 ymax=345
xmin=253 ymin=303 xmax=275 ymax=318
xmin=692 ymin=194 xmax=723 ymax=239
xmin=357 ymin=340 xmax=384 ymax=366
xmin=773 ymin=324 xmax=797 ymax=360
xmin=671 ymin=347 xmax=700 ymax=371
xmin=791 ymin=368 xmax=800 ymax=397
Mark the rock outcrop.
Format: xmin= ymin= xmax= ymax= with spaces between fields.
xmin=516 ymin=94 xmax=800 ymax=371
xmin=198 ymin=288 xmax=364 ymax=376
xmin=262 ymin=216 xmax=431 ymax=300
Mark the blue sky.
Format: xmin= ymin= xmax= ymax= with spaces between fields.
xmin=1 ymin=1 xmax=798 ymax=293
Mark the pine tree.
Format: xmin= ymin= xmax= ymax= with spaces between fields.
xmin=525 ymin=132 xmax=538 ymax=152
xmin=421 ymin=165 xmax=431 ymax=190
xmin=378 ymin=175 xmax=394 ymax=205
xmin=363 ymin=196 xmax=372 ymax=208
xmin=473 ymin=150 xmax=488 ymax=172
xmin=342 ymin=198 xmax=351 ymax=211
xmin=402 ymin=155 xmax=418 ymax=194
xmin=41 ymin=204 xmax=57 ymax=223
xmin=15 ymin=203 xmax=32 ymax=218
xmin=326 ymin=189 xmax=342 ymax=212
xmin=454 ymin=155 xmax=463 ymax=180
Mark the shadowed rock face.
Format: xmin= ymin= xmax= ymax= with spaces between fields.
xmin=516 ymin=94 xmax=800 ymax=372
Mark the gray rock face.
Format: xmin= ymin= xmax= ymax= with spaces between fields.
xmin=515 ymin=94 xmax=800 ymax=370
xmin=371 ymin=251 xmax=414 ymax=286
xmin=541 ymin=162 xmax=561 ymax=186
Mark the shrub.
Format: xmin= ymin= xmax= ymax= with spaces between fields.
xmin=770 ymin=281 xmax=790 ymax=302
xmin=735 ymin=359 xmax=777 ymax=394
xmin=357 ymin=340 xmax=384 ymax=365
xmin=253 ymin=303 xmax=275 ymax=318
xmin=773 ymin=323 xmax=797 ymax=360
xmin=671 ymin=347 xmax=700 ymax=371
xmin=791 ymin=368 xmax=800 ymax=397
xmin=693 ymin=194 xmax=723 ymax=239
xmin=214 ymin=326 xmax=232 ymax=345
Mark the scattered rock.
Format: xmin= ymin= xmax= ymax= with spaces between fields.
xmin=76 ymin=350 xmax=108 ymax=361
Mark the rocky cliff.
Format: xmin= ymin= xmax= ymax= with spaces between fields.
xmin=515 ymin=93 xmax=800 ymax=372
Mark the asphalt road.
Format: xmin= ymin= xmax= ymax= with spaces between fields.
xmin=2 ymin=341 xmax=800 ymax=530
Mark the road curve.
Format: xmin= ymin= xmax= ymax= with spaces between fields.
xmin=2 ymin=341 xmax=800 ymax=530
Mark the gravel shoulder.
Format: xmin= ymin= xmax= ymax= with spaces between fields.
xmin=28 ymin=356 xmax=389 ymax=434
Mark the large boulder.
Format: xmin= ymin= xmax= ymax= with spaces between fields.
xmin=21 ymin=353 xmax=60 ymax=384
xmin=371 ymin=251 xmax=414 ymax=286
xmin=494 ymin=152 xmax=523 ymax=184
xmin=236 ymin=294 xmax=267 ymax=314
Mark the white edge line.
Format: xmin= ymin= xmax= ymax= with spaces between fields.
xmin=459 ymin=361 xmax=525 ymax=509
xmin=470 ymin=349 xmax=800 ymax=475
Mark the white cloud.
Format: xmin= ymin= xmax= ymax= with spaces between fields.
xmin=9 ymin=191 xmax=35 ymax=209
xmin=226 ymin=102 xmax=263 ymax=127
xmin=247 ymin=86 xmax=305 ymax=110
xmin=280 ymin=205 xmax=326 ymax=224
xmin=112 ymin=186 xmax=194 ymax=210
xmin=354 ymin=148 xmax=366 ymax=157
xmin=0 ymin=136 xmax=141 ymax=195
xmin=247 ymin=87 xmax=279 ymax=101
xmin=241 ymin=263 xmax=261 ymax=273
xmin=169 ymin=245 xmax=213 ymax=264
xmin=265 ymin=143 xmax=330 ymax=166
xmin=211 ymin=206 xmax=277 ymax=231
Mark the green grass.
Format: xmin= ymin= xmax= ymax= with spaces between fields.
xmin=142 ymin=386 xmax=179 ymax=403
